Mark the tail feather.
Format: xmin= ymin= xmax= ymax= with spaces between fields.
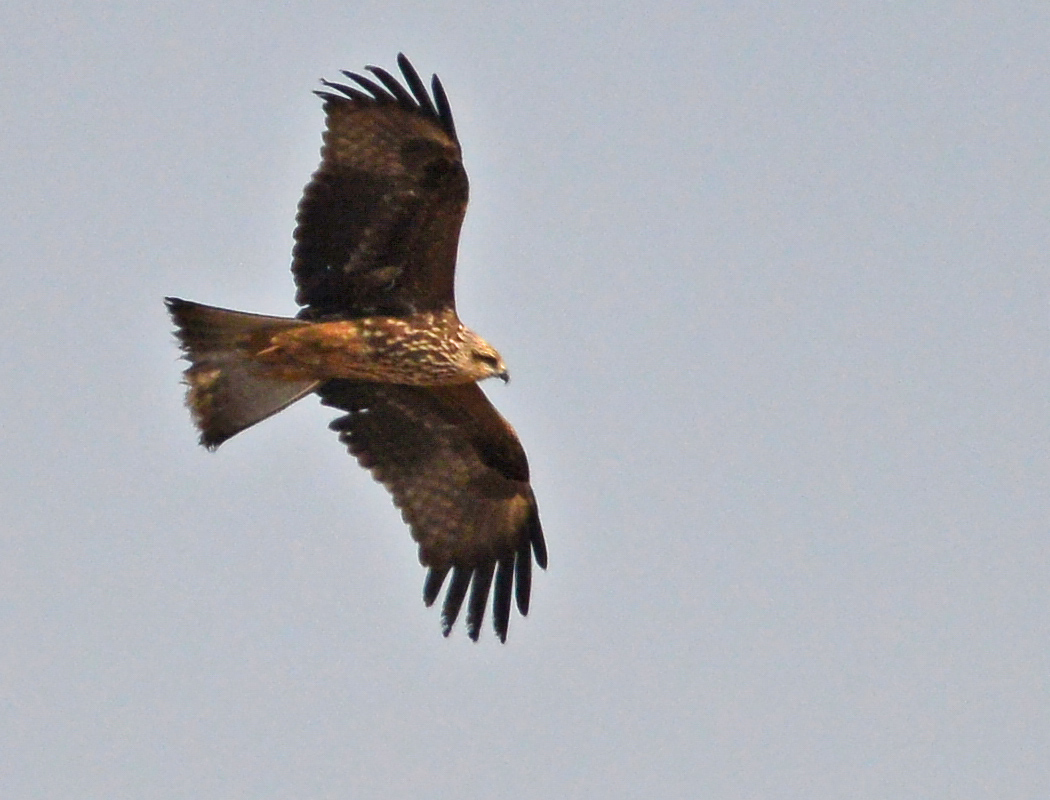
xmin=166 ymin=297 xmax=320 ymax=448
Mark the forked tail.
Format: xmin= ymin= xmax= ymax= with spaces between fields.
xmin=165 ymin=297 xmax=320 ymax=448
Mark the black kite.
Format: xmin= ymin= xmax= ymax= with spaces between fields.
xmin=166 ymin=55 xmax=546 ymax=642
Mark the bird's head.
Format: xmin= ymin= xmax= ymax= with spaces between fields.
xmin=463 ymin=332 xmax=509 ymax=383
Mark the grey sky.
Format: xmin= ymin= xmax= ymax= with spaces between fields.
xmin=2 ymin=2 xmax=1048 ymax=797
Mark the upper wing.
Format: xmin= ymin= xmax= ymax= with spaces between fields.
xmin=318 ymin=380 xmax=547 ymax=642
xmin=293 ymin=54 xmax=468 ymax=320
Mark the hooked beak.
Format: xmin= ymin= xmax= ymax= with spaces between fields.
xmin=497 ymin=370 xmax=510 ymax=384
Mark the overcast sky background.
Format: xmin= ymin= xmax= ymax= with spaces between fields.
xmin=1 ymin=2 xmax=1047 ymax=797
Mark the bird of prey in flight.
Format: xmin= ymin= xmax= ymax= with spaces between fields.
xmin=166 ymin=54 xmax=546 ymax=642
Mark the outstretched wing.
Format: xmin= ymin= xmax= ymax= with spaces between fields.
xmin=293 ymin=54 xmax=468 ymax=320
xmin=318 ymin=380 xmax=547 ymax=642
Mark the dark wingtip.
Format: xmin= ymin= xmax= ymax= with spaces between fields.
xmin=316 ymin=80 xmax=371 ymax=104
xmin=165 ymin=297 xmax=191 ymax=354
xmin=318 ymin=54 xmax=457 ymax=142
xmin=493 ymin=558 xmax=513 ymax=642
xmin=465 ymin=563 xmax=494 ymax=643
xmin=198 ymin=432 xmax=225 ymax=452
xmin=529 ymin=509 xmax=548 ymax=570
xmin=423 ymin=567 xmax=448 ymax=607
xmin=430 ymin=561 xmax=522 ymax=642
xmin=440 ymin=567 xmax=471 ymax=637
xmin=339 ymin=70 xmax=390 ymax=103
xmin=365 ymin=63 xmax=415 ymax=107
xmin=420 ymin=502 xmax=545 ymax=643
xmin=430 ymin=72 xmax=457 ymax=141
xmin=165 ymin=295 xmax=192 ymax=322
xmin=394 ymin=53 xmax=438 ymax=119
xmin=514 ymin=541 xmax=532 ymax=616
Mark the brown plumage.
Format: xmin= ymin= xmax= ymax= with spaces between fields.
xmin=166 ymin=54 xmax=546 ymax=642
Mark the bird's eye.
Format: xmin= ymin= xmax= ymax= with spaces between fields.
xmin=474 ymin=352 xmax=499 ymax=367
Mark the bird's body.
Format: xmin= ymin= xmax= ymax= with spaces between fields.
xmin=174 ymin=304 xmax=505 ymax=388
xmin=166 ymin=55 xmax=546 ymax=642
xmin=258 ymin=311 xmax=507 ymax=386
